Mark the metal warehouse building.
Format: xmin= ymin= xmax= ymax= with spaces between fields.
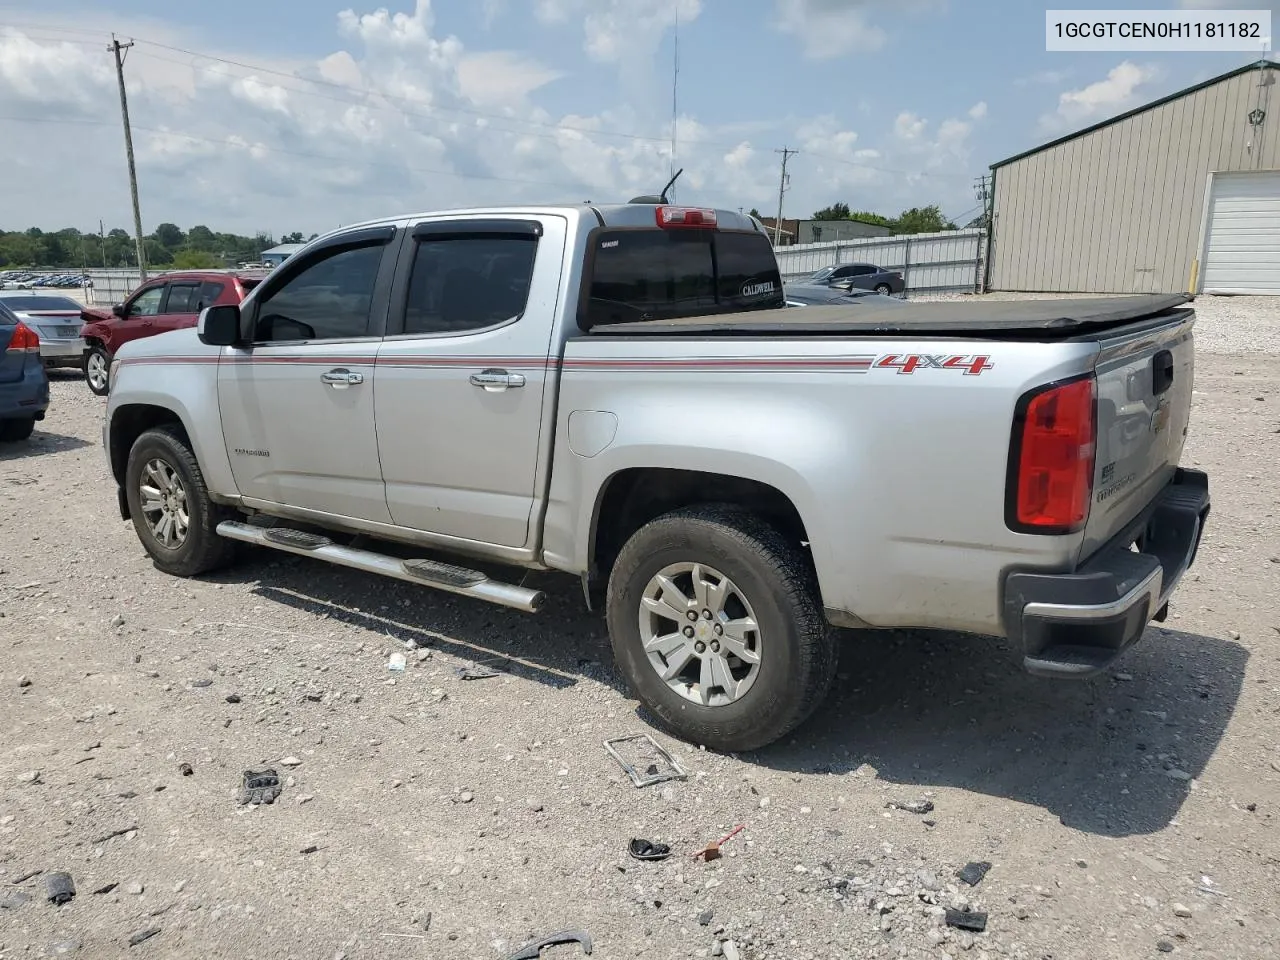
xmin=988 ymin=60 xmax=1280 ymax=295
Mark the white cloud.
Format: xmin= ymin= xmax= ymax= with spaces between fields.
xmin=535 ymin=0 xmax=701 ymax=63
xmin=1039 ymin=61 xmax=1160 ymax=133
xmin=772 ymin=0 xmax=942 ymax=60
xmin=456 ymin=51 xmax=562 ymax=106
xmin=0 ymin=5 xmax=982 ymax=235
xmin=1015 ymin=68 xmax=1072 ymax=88
xmin=968 ymin=101 xmax=987 ymax=120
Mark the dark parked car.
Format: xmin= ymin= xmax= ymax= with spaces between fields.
xmin=0 ymin=300 xmax=50 ymax=442
xmin=783 ymin=283 xmax=908 ymax=307
xmin=806 ymin=262 xmax=905 ymax=296
xmin=80 ymin=269 xmax=267 ymax=396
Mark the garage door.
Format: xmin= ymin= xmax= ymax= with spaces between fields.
xmin=1201 ymin=171 xmax=1280 ymax=295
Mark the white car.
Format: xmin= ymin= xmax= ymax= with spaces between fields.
xmin=0 ymin=291 xmax=85 ymax=368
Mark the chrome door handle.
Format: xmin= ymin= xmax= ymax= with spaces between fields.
xmin=469 ymin=368 xmax=526 ymax=390
xmin=321 ymin=368 xmax=364 ymax=387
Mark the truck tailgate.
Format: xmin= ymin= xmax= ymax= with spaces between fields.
xmin=1082 ymin=308 xmax=1196 ymax=560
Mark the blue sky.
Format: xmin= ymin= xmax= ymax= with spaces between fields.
xmin=0 ymin=0 xmax=1275 ymax=235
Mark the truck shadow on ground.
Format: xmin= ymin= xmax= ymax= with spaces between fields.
xmin=0 ymin=430 xmax=92 ymax=462
xmin=758 ymin=625 xmax=1249 ymax=839
xmin=211 ymin=551 xmax=1246 ymax=840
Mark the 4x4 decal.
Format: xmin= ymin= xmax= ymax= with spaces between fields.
xmin=873 ymin=354 xmax=994 ymax=375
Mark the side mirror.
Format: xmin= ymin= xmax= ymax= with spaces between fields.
xmin=198 ymin=304 xmax=242 ymax=346
xmin=112 ymin=303 xmax=126 ymax=318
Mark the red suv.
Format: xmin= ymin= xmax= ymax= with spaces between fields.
xmin=81 ymin=270 xmax=267 ymax=395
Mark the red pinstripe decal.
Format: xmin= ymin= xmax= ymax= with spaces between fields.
xmin=118 ymin=354 xmax=878 ymax=372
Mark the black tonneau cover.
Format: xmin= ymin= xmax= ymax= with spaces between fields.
xmin=587 ymin=294 xmax=1194 ymax=338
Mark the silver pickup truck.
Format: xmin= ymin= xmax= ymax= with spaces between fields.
xmin=102 ymin=203 xmax=1210 ymax=751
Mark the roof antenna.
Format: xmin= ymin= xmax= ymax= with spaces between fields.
xmin=628 ymin=167 xmax=683 ymax=205
xmin=659 ymin=167 xmax=683 ymax=203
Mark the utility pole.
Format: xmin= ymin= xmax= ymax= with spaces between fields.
xmin=98 ymin=220 xmax=107 ymax=269
xmin=109 ymin=34 xmax=147 ymax=283
xmin=669 ymin=0 xmax=679 ymax=203
xmin=772 ymin=147 xmax=798 ymax=246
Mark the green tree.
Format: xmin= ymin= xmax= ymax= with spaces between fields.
xmin=891 ymin=204 xmax=956 ymax=235
xmin=172 ymin=249 xmax=220 ymax=269
xmin=849 ymin=210 xmax=893 ymax=229
xmin=144 ymin=238 xmax=175 ymax=266
xmin=152 ymin=222 xmax=185 ymax=248
xmin=187 ymin=225 xmax=216 ymax=251
xmin=747 ymin=208 xmax=763 ymax=219
xmin=280 ymin=231 xmax=305 ymax=244
xmin=811 ymin=202 xmax=852 ymax=221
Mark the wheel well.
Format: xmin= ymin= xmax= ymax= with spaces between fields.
xmin=108 ymin=405 xmax=188 ymax=484
xmin=590 ymin=468 xmax=811 ymax=583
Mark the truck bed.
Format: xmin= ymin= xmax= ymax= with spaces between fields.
xmin=585 ymin=294 xmax=1193 ymax=340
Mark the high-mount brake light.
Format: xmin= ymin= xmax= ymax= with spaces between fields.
xmin=1006 ymin=374 xmax=1097 ymax=535
xmin=5 ymin=322 xmax=40 ymax=352
xmin=655 ymin=206 xmax=718 ymax=229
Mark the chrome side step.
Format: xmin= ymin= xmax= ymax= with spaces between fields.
xmin=216 ymin=521 xmax=545 ymax=614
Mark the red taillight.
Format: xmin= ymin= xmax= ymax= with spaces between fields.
xmin=655 ymin=205 xmax=718 ymax=228
xmin=5 ymin=322 xmax=40 ymax=352
xmin=1007 ymin=375 xmax=1096 ymax=534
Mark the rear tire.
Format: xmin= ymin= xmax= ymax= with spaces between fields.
xmin=606 ymin=504 xmax=836 ymax=752
xmin=125 ymin=425 xmax=239 ymax=577
xmin=84 ymin=345 xmax=111 ymax=396
xmin=0 ymin=418 xmax=35 ymax=442
xmin=874 ymin=283 xmax=892 ymax=296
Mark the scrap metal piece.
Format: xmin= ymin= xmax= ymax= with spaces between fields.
xmin=603 ymin=734 xmax=687 ymax=788
xmin=504 ymin=929 xmax=592 ymax=959
xmin=945 ymin=909 xmax=988 ymax=932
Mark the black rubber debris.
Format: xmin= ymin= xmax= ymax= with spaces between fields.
xmin=128 ymin=929 xmax=161 ymax=946
xmin=44 ymin=872 xmax=75 ymax=905
xmin=93 ymin=882 xmax=118 ymax=895
xmin=628 ymin=839 xmax=672 ymax=862
xmin=225 ymin=694 xmax=242 ymax=704
xmin=239 ymin=767 xmax=282 ymax=805
xmin=505 ymin=929 xmax=592 ymax=959
xmin=887 ymin=799 xmax=934 ymax=815
xmin=453 ymin=664 xmax=500 ymax=680
xmin=956 ymin=861 xmax=992 ymax=887
xmin=300 ymin=845 xmax=319 ymax=855
xmin=945 ymin=909 xmax=988 ymax=932
xmin=178 ymin=763 xmax=193 ymax=777
xmin=1157 ymin=941 xmax=1174 ymax=953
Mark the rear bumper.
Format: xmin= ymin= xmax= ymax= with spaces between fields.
xmin=1002 ymin=468 xmax=1210 ymax=678
xmin=0 ymin=364 xmax=50 ymax=420
xmin=40 ymin=339 xmax=83 ymax=361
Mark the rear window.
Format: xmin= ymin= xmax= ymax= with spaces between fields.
xmin=582 ymin=228 xmax=782 ymax=328
xmin=0 ymin=295 xmax=82 ymax=312
xmin=0 ymin=303 xmax=17 ymax=326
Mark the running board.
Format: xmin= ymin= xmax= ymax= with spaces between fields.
xmin=216 ymin=521 xmax=545 ymax=614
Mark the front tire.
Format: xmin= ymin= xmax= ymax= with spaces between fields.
xmin=125 ymin=425 xmax=238 ymax=577
xmin=606 ymin=505 xmax=836 ymax=752
xmin=84 ymin=345 xmax=111 ymax=396
xmin=0 ymin=418 xmax=35 ymax=442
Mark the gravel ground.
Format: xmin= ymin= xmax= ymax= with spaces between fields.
xmin=1 ymin=300 xmax=1278 ymax=960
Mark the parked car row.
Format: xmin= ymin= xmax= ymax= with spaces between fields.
xmin=80 ymin=269 xmax=268 ymax=394
xmin=0 ymin=271 xmax=93 ymax=290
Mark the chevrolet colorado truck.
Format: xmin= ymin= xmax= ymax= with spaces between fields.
xmin=102 ymin=203 xmax=1210 ymax=751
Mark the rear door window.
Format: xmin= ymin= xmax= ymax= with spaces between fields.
xmin=199 ymin=281 xmax=226 ymax=308
xmin=583 ymin=229 xmax=781 ymax=328
xmin=163 ymin=282 xmax=202 ymax=314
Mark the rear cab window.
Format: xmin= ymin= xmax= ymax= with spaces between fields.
xmin=581 ymin=227 xmax=782 ymax=328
